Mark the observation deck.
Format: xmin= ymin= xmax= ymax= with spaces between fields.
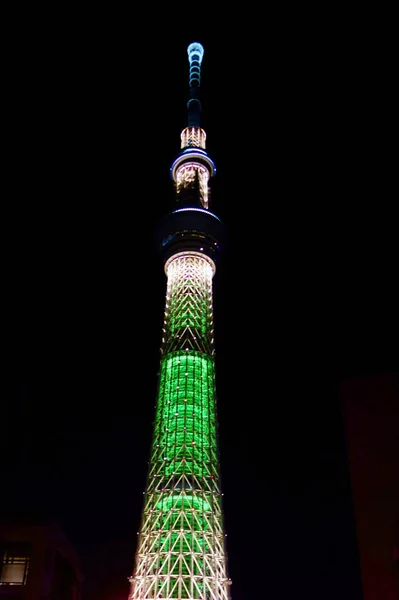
xmin=158 ymin=206 xmax=224 ymax=269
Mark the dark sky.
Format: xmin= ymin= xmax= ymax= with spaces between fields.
xmin=4 ymin=15 xmax=398 ymax=600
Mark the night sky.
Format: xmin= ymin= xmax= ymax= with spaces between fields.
xmin=4 ymin=15 xmax=398 ymax=600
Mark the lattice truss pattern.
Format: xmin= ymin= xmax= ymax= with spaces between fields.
xmin=129 ymin=253 xmax=231 ymax=600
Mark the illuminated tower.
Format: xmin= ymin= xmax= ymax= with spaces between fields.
xmin=128 ymin=43 xmax=232 ymax=600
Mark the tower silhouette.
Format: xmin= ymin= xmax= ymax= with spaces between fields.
xmin=128 ymin=42 xmax=232 ymax=600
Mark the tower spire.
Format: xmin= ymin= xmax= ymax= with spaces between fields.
xmin=187 ymin=42 xmax=204 ymax=126
xmin=170 ymin=42 xmax=215 ymax=211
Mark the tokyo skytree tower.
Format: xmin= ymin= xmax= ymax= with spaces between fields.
xmin=128 ymin=42 xmax=232 ymax=600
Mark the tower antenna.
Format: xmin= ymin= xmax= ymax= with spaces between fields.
xmin=187 ymin=42 xmax=204 ymax=126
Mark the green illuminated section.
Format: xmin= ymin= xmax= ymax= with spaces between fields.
xmin=140 ymin=348 xmax=221 ymax=597
xmin=156 ymin=494 xmax=211 ymax=512
xmin=167 ymin=279 xmax=211 ymax=337
xmin=153 ymin=351 xmax=218 ymax=478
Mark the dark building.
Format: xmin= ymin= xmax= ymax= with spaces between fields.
xmin=0 ymin=520 xmax=83 ymax=600
xmin=340 ymin=372 xmax=399 ymax=600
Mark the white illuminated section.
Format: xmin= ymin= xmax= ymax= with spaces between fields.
xmin=180 ymin=126 xmax=206 ymax=149
xmin=176 ymin=162 xmax=210 ymax=209
xmin=164 ymin=251 xmax=216 ymax=277
xmin=172 ymin=125 xmax=215 ymax=209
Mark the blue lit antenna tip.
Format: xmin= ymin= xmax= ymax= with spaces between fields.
xmin=187 ymin=42 xmax=204 ymax=89
xmin=187 ymin=42 xmax=204 ymax=65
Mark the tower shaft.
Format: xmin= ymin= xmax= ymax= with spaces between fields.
xmin=128 ymin=43 xmax=231 ymax=600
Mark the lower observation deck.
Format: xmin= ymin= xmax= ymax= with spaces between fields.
xmin=158 ymin=207 xmax=224 ymax=266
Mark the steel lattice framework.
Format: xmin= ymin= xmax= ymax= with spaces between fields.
xmin=128 ymin=43 xmax=231 ymax=600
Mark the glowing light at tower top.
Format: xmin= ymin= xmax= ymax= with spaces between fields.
xmin=186 ymin=42 xmax=204 ymax=128
xmin=187 ymin=42 xmax=204 ymax=88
